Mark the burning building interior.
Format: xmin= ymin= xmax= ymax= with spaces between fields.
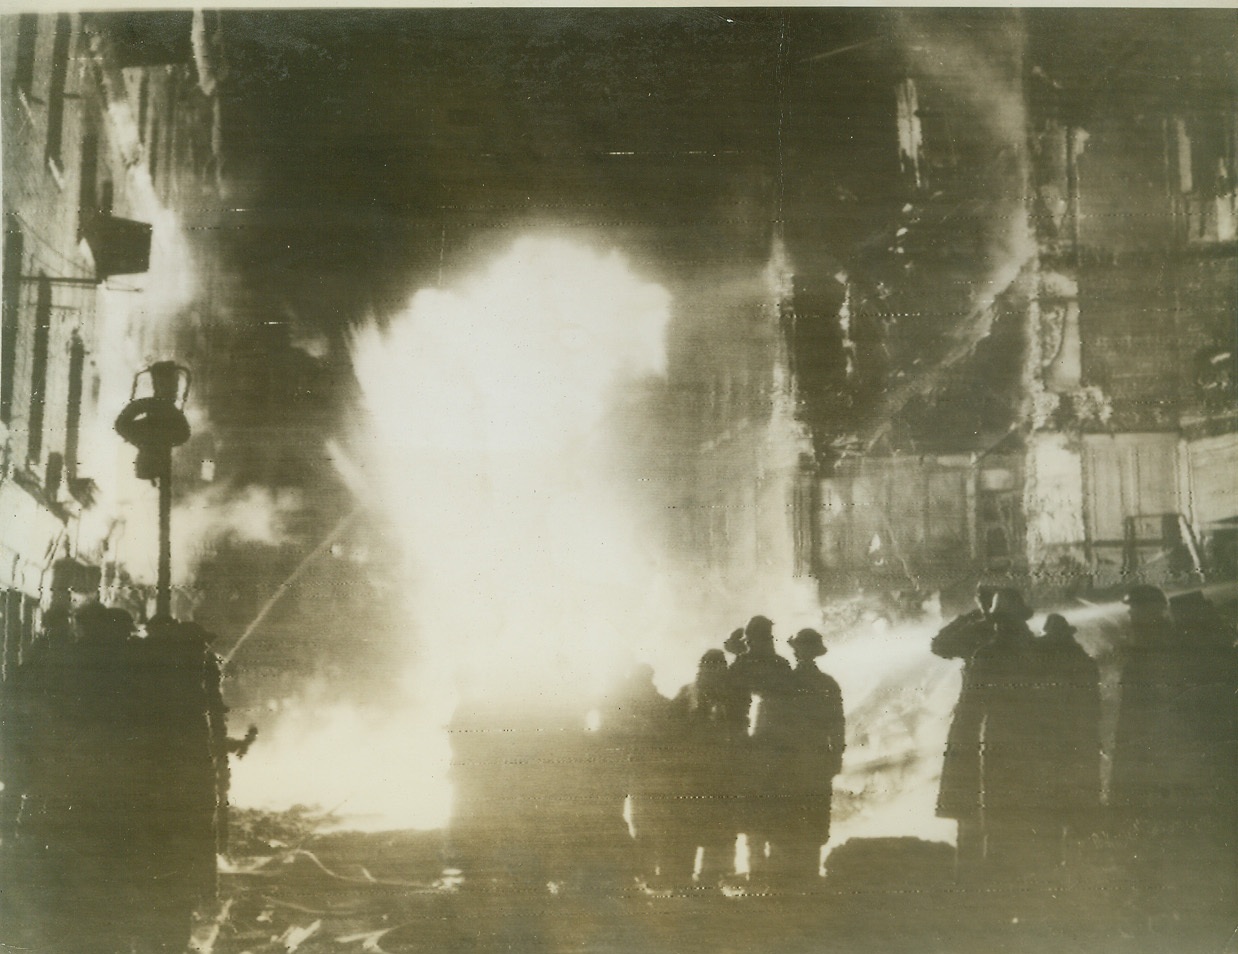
xmin=1 ymin=8 xmax=1236 ymax=954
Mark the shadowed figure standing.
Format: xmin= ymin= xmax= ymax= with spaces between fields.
xmin=945 ymin=589 xmax=1069 ymax=883
xmin=727 ymin=615 xmax=792 ymax=883
xmin=609 ymin=663 xmax=674 ymax=887
xmin=720 ymin=627 xmax=753 ymax=734
xmin=667 ymin=649 xmax=747 ymax=888
xmin=762 ymin=628 xmax=845 ymax=885
xmin=180 ymin=622 xmax=255 ymax=860
xmin=1034 ymin=613 xmax=1101 ymax=871
xmin=932 ymin=586 xmax=997 ymax=880
xmin=131 ymin=617 xmax=220 ymax=953
xmin=968 ymin=590 xmax=1043 ymax=878
xmin=1112 ymin=585 xmax=1238 ymax=932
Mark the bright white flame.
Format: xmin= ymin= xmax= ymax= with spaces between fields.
xmin=825 ymin=615 xmax=959 ymax=847
xmin=238 ymin=235 xmax=675 ymax=828
xmin=231 ymin=689 xmax=453 ymax=828
xmin=351 ymin=235 xmax=673 ymax=704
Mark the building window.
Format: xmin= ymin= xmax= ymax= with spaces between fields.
xmin=65 ymin=334 xmax=84 ymax=483
xmin=45 ymin=14 xmax=72 ymax=170
xmin=1 ymin=220 xmax=23 ymax=425
xmin=12 ymin=14 xmax=38 ymax=100
xmin=1175 ymin=112 xmax=1238 ymax=243
xmin=27 ymin=275 xmax=52 ymax=464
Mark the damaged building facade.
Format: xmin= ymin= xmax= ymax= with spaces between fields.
xmin=0 ymin=11 xmax=227 ymax=679
xmin=774 ymin=10 xmax=1238 ymax=605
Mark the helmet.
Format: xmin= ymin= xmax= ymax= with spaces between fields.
xmin=788 ymin=627 xmax=827 ymax=658
xmin=744 ymin=615 xmax=774 ymax=641
xmin=1123 ymin=584 xmax=1168 ymax=608
xmin=1043 ymin=613 xmax=1077 ymax=640
xmin=723 ymin=628 xmax=747 ymax=655
xmin=698 ymin=649 xmax=728 ymax=673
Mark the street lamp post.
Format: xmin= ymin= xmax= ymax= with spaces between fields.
xmin=115 ymin=361 xmax=192 ymax=619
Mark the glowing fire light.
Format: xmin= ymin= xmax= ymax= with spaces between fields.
xmin=235 ymin=235 xmax=678 ymax=828
xmin=350 ymin=235 xmax=674 ymax=705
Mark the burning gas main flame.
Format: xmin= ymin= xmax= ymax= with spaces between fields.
xmin=351 ymin=235 xmax=674 ymax=705
xmin=238 ymin=236 xmax=675 ymax=829
xmin=236 ymin=236 xmax=675 ymax=829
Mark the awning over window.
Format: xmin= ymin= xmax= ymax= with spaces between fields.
xmin=81 ymin=213 xmax=152 ymax=280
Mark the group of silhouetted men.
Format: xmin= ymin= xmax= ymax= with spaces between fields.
xmin=934 ymin=583 xmax=1238 ymax=927
xmin=0 ymin=603 xmax=251 ymax=954
xmin=450 ymin=583 xmax=1237 ymax=920
xmin=619 ymin=615 xmax=846 ymax=889
xmin=448 ymin=614 xmax=846 ymax=892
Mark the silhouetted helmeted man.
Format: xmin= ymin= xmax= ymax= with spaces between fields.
xmin=953 ymin=589 xmax=1057 ymax=881
xmin=723 ymin=627 xmax=747 ymax=661
xmin=1034 ymin=613 xmax=1101 ymax=865
xmin=720 ymin=627 xmax=754 ymax=739
xmin=728 ymin=615 xmax=792 ymax=881
xmin=763 ymin=628 xmax=845 ymax=884
xmin=668 ymin=649 xmax=745 ymax=888
xmin=933 ymin=586 xmax=997 ymax=879
xmin=182 ymin=622 xmax=255 ymax=859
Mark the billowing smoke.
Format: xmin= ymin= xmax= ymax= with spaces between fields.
xmin=77 ymin=167 xmax=301 ymax=610
xmin=109 ymin=484 xmax=303 ymax=590
xmin=854 ymin=12 xmax=1038 ymax=450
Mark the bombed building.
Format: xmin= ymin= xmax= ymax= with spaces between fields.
xmin=0 ymin=12 xmax=232 ymax=673
xmin=770 ymin=10 xmax=1238 ymax=605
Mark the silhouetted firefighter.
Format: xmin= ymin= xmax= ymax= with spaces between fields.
xmin=932 ymin=585 xmax=998 ymax=880
xmin=1033 ymin=613 xmax=1101 ymax=867
xmin=728 ymin=615 xmax=792 ymax=883
xmin=941 ymin=588 xmax=1086 ymax=886
xmin=971 ymin=591 xmax=1049 ymax=879
xmin=184 ymin=621 xmax=256 ymax=859
xmin=1111 ymin=585 xmax=1238 ymax=931
xmin=763 ymin=628 xmax=845 ymax=884
xmin=666 ymin=649 xmax=745 ymax=888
